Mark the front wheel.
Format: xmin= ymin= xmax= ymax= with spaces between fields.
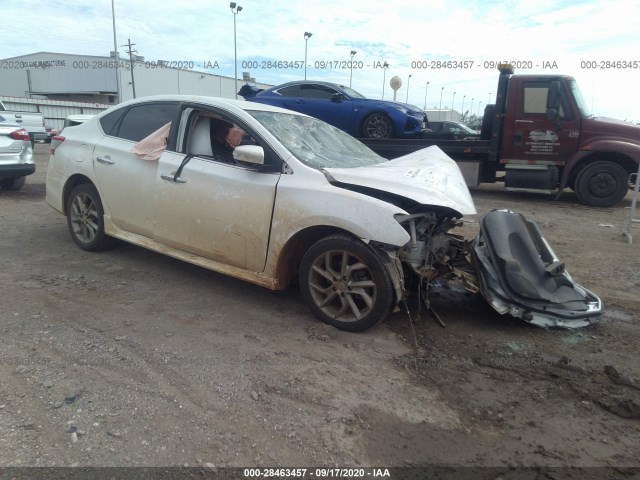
xmin=66 ymin=183 xmax=114 ymax=251
xmin=362 ymin=113 xmax=394 ymax=139
xmin=0 ymin=176 xmax=26 ymax=190
xmin=574 ymin=161 xmax=628 ymax=207
xmin=299 ymin=234 xmax=395 ymax=332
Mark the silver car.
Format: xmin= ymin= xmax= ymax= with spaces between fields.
xmin=0 ymin=124 xmax=34 ymax=190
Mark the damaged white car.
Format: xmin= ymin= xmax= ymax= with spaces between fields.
xmin=46 ymin=96 xmax=601 ymax=331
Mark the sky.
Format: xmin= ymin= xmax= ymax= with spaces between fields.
xmin=3 ymin=0 xmax=640 ymax=122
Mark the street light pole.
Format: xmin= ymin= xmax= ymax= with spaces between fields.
xmin=488 ymin=92 xmax=492 ymax=105
xmin=405 ymin=74 xmax=412 ymax=104
xmin=451 ymin=91 xmax=456 ymax=120
xmin=230 ymin=2 xmax=243 ymax=99
xmin=110 ymin=0 xmax=120 ymax=103
xmin=423 ymin=81 xmax=429 ymax=110
xmin=304 ymin=32 xmax=312 ymax=80
xmin=478 ymin=101 xmax=482 ymax=117
xmin=470 ymin=97 xmax=474 ymax=118
xmin=461 ymin=95 xmax=466 ymax=120
xmin=439 ymin=86 xmax=444 ymax=110
xmin=349 ymin=50 xmax=357 ymax=88
xmin=381 ymin=61 xmax=388 ymax=99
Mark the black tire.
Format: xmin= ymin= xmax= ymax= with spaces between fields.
xmin=574 ymin=161 xmax=628 ymax=207
xmin=362 ymin=113 xmax=394 ymax=139
xmin=66 ymin=183 xmax=114 ymax=251
xmin=0 ymin=176 xmax=26 ymax=190
xmin=299 ymin=234 xmax=395 ymax=332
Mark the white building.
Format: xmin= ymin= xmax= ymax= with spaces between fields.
xmin=1 ymin=51 xmax=272 ymax=131
xmin=1 ymin=52 xmax=270 ymax=105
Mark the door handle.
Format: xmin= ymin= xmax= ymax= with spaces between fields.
xmin=295 ymin=100 xmax=305 ymax=104
xmin=161 ymin=173 xmax=187 ymax=183
xmin=515 ymin=120 xmax=533 ymax=123
xmin=96 ymin=155 xmax=115 ymax=165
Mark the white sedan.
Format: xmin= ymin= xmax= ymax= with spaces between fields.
xmin=46 ymin=95 xmax=600 ymax=330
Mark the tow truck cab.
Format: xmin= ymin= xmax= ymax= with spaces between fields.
xmin=485 ymin=65 xmax=640 ymax=207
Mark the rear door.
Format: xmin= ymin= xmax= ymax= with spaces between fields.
xmin=501 ymin=80 xmax=580 ymax=164
xmin=92 ymin=101 xmax=178 ymax=238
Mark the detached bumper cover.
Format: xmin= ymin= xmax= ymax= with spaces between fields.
xmin=473 ymin=210 xmax=602 ymax=328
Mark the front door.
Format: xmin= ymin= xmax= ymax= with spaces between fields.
xmin=501 ymin=80 xmax=580 ymax=165
xmin=153 ymin=109 xmax=281 ymax=272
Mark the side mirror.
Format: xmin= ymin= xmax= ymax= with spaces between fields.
xmin=330 ymin=93 xmax=345 ymax=103
xmin=233 ymin=145 xmax=264 ymax=165
xmin=547 ymin=81 xmax=561 ymax=108
xmin=546 ymin=81 xmax=562 ymax=124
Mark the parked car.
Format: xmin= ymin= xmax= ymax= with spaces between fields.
xmin=239 ymin=81 xmax=426 ymax=139
xmin=44 ymin=124 xmax=59 ymax=143
xmin=62 ymin=114 xmax=94 ymax=130
xmin=0 ymin=124 xmax=34 ymax=190
xmin=46 ymin=95 xmax=601 ymax=331
xmin=424 ymin=121 xmax=480 ymax=139
xmin=0 ymin=101 xmax=47 ymax=145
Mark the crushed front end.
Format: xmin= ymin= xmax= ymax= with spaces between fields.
xmin=390 ymin=208 xmax=601 ymax=328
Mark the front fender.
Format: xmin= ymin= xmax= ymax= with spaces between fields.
xmin=560 ymin=139 xmax=640 ymax=188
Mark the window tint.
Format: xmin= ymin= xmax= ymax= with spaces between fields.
xmin=99 ymin=109 xmax=126 ymax=135
xmin=114 ymin=103 xmax=177 ymax=142
xmin=299 ymin=84 xmax=338 ymax=99
xmin=276 ymin=85 xmax=303 ymax=97
xmin=276 ymin=84 xmax=338 ymax=99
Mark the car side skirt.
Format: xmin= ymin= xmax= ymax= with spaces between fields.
xmin=104 ymin=216 xmax=282 ymax=290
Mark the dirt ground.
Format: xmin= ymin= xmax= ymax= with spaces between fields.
xmin=1 ymin=144 xmax=639 ymax=473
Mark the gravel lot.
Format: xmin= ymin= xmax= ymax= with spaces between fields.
xmin=1 ymin=144 xmax=639 ymax=475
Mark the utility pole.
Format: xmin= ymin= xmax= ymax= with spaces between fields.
xmin=123 ymin=38 xmax=137 ymax=99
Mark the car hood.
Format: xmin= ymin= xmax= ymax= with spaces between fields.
xmin=582 ymin=116 xmax=640 ymax=144
xmin=324 ymin=146 xmax=476 ymax=216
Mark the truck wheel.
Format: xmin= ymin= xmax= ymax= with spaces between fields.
xmin=299 ymin=234 xmax=395 ymax=332
xmin=0 ymin=176 xmax=26 ymax=190
xmin=574 ymin=161 xmax=628 ymax=207
xmin=66 ymin=183 xmax=114 ymax=251
xmin=363 ymin=113 xmax=394 ymax=139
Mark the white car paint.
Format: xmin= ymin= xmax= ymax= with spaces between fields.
xmin=46 ymin=95 xmax=474 ymax=298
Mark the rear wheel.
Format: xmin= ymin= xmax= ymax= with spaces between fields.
xmin=574 ymin=161 xmax=628 ymax=207
xmin=0 ymin=176 xmax=26 ymax=190
xmin=299 ymin=234 xmax=395 ymax=332
xmin=362 ymin=113 xmax=394 ymax=138
xmin=66 ymin=183 xmax=114 ymax=251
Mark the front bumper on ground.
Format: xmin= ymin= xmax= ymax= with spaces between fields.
xmin=472 ymin=209 xmax=602 ymax=328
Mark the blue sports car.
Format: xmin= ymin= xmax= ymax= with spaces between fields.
xmin=239 ymin=81 xmax=426 ymax=139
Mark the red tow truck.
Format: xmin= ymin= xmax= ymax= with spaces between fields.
xmin=361 ymin=64 xmax=640 ymax=207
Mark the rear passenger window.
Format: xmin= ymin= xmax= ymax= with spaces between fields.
xmin=112 ymin=103 xmax=177 ymax=142
xmin=99 ymin=109 xmax=126 ymax=135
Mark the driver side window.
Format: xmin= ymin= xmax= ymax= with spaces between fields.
xmin=183 ymin=109 xmax=281 ymax=171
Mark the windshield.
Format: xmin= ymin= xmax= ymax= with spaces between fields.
xmin=248 ymin=111 xmax=386 ymax=169
xmin=338 ymin=85 xmax=366 ymax=99
xmin=568 ymin=79 xmax=592 ymax=117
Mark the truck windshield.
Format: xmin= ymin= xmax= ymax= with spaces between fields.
xmin=568 ymin=80 xmax=592 ymax=117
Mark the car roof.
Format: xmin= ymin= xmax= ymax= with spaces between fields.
xmin=101 ymin=95 xmax=307 ymax=116
xmin=266 ymin=80 xmax=348 ymax=92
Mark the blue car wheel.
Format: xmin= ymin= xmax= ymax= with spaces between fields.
xmin=362 ymin=113 xmax=394 ymax=138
